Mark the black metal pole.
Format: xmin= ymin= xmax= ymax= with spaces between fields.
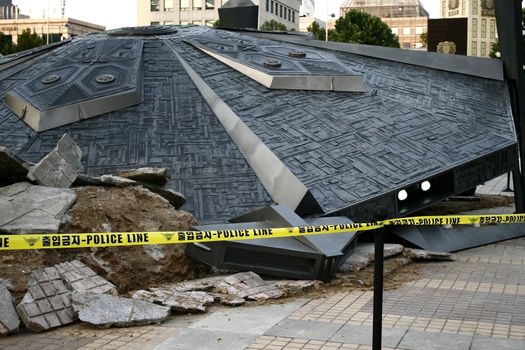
xmin=372 ymin=227 xmax=384 ymax=350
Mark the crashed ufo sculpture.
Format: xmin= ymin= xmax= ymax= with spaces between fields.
xmin=0 ymin=25 xmax=519 ymax=279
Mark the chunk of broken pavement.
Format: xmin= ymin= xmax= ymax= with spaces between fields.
xmin=73 ymin=291 xmax=170 ymax=328
xmin=339 ymin=243 xmax=404 ymax=272
xmin=403 ymin=248 xmax=456 ymax=261
xmin=16 ymin=260 xmax=115 ymax=332
xmin=132 ymin=289 xmax=215 ymax=313
xmin=27 ymin=134 xmax=83 ymax=188
xmin=0 ymin=146 xmax=29 ymax=186
xmin=117 ymin=167 xmax=170 ymax=186
xmin=0 ymin=182 xmax=76 ymax=234
xmin=0 ymin=283 xmax=20 ymax=336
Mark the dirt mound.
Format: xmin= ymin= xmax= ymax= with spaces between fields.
xmin=57 ymin=186 xmax=208 ymax=293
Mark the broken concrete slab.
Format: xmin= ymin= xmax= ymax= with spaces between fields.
xmin=73 ymin=174 xmax=186 ymax=209
xmin=0 ymin=146 xmax=29 ymax=186
xmin=16 ymin=270 xmax=75 ymax=332
xmin=0 ymin=182 xmax=76 ymax=234
xmin=339 ymin=243 xmax=405 ymax=272
xmin=0 ymin=283 xmax=20 ymax=336
xmin=132 ymin=289 xmax=215 ymax=313
xmin=54 ymin=260 xmax=117 ymax=295
xmin=73 ymin=292 xmax=170 ymax=328
xmin=403 ymin=248 xmax=457 ymax=261
xmin=214 ymin=272 xmax=284 ymax=301
xmin=16 ymin=261 xmax=116 ymax=332
xmin=117 ymin=167 xmax=169 ymax=186
xmin=27 ymin=134 xmax=83 ymax=188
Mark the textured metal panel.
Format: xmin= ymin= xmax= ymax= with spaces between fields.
xmin=391 ymin=224 xmax=525 ymax=253
xmin=5 ymin=39 xmax=144 ymax=131
xmin=186 ymin=31 xmax=365 ymax=92
xmin=246 ymin=31 xmax=504 ymax=81
xmin=165 ymin=38 xmax=322 ymax=214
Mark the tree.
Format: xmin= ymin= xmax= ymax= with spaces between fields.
xmin=489 ymin=40 xmax=500 ymax=58
xmin=213 ymin=20 xmax=220 ymax=28
xmin=15 ymin=28 xmax=45 ymax=52
xmin=307 ymin=21 xmax=325 ymax=40
xmin=0 ymin=32 xmax=15 ymax=56
xmin=333 ymin=10 xmax=400 ymax=48
xmin=259 ymin=20 xmax=287 ymax=31
xmin=420 ymin=32 xmax=427 ymax=48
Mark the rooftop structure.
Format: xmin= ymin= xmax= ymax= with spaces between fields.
xmin=138 ymin=0 xmax=301 ymax=30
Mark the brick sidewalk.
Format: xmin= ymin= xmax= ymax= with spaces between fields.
xmin=1 ymin=238 xmax=525 ymax=350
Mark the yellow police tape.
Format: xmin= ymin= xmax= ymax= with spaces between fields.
xmin=1 ymin=213 xmax=524 ymax=251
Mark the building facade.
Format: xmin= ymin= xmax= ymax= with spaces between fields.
xmin=440 ymin=0 xmax=496 ymax=57
xmin=138 ymin=0 xmax=301 ymax=30
xmin=299 ymin=0 xmax=314 ymax=16
xmin=340 ymin=0 xmax=428 ymax=49
xmin=0 ymin=17 xmax=105 ymax=44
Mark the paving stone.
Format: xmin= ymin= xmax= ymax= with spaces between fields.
xmin=154 ymin=328 xmax=257 ymax=350
xmin=72 ymin=291 xmax=170 ymax=328
xmin=0 ymin=283 xmax=20 ymax=336
xmin=265 ymin=318 xmax=343 ymax=341
xmin=0 ymin=146 xmax=29 ymax=186
xmin=398 ymin=329 xmax=473 ymax=350
xmin=132 ymin=289 xmax=215 ymax=313
xmin=117 ymin=167 xmax=170 ymax=185
xmin=471 ymin=335 xmax=525 ymax=350
xmin=0 ymin=182 xmax=76 ymax=233
xmin=16 ymin=275 xmax=74 ymax=332
xmin=27 ymin=134 xmax=83 ymax=188
xmin=16 ymin=260 xmax=115 ymax=332
xmin=329 ymin=324 xmax=407 ymax=347
xmin=403 ymin=248 xmax=457 ymax=261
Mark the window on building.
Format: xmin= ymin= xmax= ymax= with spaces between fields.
xmin=271 ymin=1 xmax=274 ymax=14
xmin=391 ymin=27 xmax=398 ymax=35
xmin=288 ymin=8 xmax=291 ymax=21
xmin=481 ymin=41 xmax=487 ymax=57
xmin=481 ymin=19 xmax=487 ymax=39
xmin=415 ymin=27 xmax=423 ymax=35
xmin=472 ymin=18 xmax=478 ymax=38
xmin=403 ymin=27 xmax=411 ymax=35
xmin=284 ymin=7 xmax=287 ymax=19
xmin=402 ymin=42 xmax=410 ymax=48
xmin=266 ymin=0 xmax=269 ymax=12
xmin=151 ymin=21 xmax=160 ymax=25
xmin=164 ymin=0 xmax=173 ymax=11
xmin=192 ymin=20 xmax=202 ymax=25
xmin=180 ymin=0 xmax=189 ymax=11
xmin=150 ymin=0 xmax=159 ymax=11
xmin=280 ymin=4 xmax=283 ymax=17
xmin=472 ymin=0 xmax=478 ymax=15
xmin=205 ymin=20 xmax=215 ymax=27
xmin=206 ymin=0 xmax=214 ymax=9
xmin=490 ymin=20 xmax=495 ymax=39
xmin=471 ymin=41 xmax=478 ymax=56
xmin=292 ymin=11 xmax=295 ymax=23
xmin=193 ymin=0 xmax=203 ymax=10
xmin=164 ymin=21 xmax=174 ymax=25
xmin=181 ymin=21 xmax=190 ymax=25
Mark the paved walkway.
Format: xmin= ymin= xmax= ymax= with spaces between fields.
xmin=476 ymin=173 xmax=514 ymax=197
xmin=1 ymin=237 xmax=525 ymax=350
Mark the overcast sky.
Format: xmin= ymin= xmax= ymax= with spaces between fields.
xmin=11 ymin=0 xmax=440 ymax=29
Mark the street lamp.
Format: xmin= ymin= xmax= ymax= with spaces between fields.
xmin=325 ymin=13 xmax=335 ymax=41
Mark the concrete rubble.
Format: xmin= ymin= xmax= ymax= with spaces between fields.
xmin=74 ymin=173 xmax=185 ymax=209
xmin=117 ymin=167 xmax=170 ymax=186
xmin=403 ymin=248 xmax=457 ymax=261
xmin=0 ymin=146 xmax=29 ymax=186
xmin=16 ymin=260 xmax=115 ymax=332
xmin=27 ymin=134 xmax=83 ymax=188
xmin=0 ymin=182 xmax=76 ymax=234
xmin=0 ymin=283 xmax=20 ymax=336
xmin=339 ymin=243 xmax=405 ymax=272
xmin=132 ymin=272 xmax=320 ymax=312
xmin=72 ymin=291 xmax=170 ymax=328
